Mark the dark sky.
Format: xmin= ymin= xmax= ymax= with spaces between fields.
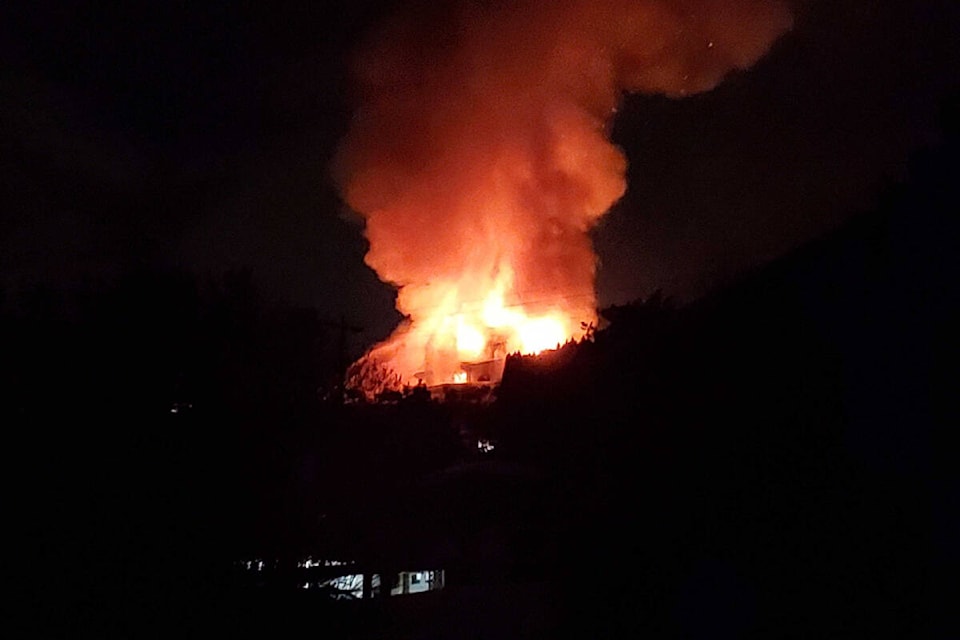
xmin=2 ymin=0 xmax=958 ymax=345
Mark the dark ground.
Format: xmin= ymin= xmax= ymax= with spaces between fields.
xmin=8 ymin=100 xmax=959 ymax=639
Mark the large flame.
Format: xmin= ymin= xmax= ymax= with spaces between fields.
xmin=335 ymin=0 xmax=792 ymax=389
xmin=368 ymin=264 xmax=584 ymax=386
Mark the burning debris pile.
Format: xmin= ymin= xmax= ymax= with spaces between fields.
xmin=335 ymin=0 xmax=792 ymax=394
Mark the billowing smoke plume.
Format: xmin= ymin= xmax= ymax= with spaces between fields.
xmin=335 ymin=0 xmax=792 ymax=390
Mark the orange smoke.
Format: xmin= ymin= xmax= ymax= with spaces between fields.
xmin=335 ymin=0 xmax=792 ymax=389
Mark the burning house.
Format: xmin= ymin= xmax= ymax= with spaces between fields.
xmin=335 ymin=0 xmax=792 ymax=396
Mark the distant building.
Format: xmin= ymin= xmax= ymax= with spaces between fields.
xmin=384 ymin=570 xmax=445 ymax=596
xmin=460 ymin=358 xmax=505 ymax=384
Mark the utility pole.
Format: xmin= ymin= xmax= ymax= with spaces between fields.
xmin=319 ymin=315 xmax=362 ymax=401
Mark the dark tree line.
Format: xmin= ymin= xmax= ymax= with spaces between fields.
xmin=9 ymin=96 xmax=958 ymax=638
xmin=4 ymin=267 xmax=362 ymax=628
xmin=486 ymin=105 xmax=958 ymax=638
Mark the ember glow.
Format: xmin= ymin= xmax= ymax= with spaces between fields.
xmin=364 ymin=266 xmax=584 ymax=386
xmin=335 ymin=0 xmax=792 ymax=390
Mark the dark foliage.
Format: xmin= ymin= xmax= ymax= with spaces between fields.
xmin=7 ymin=104 xmax=958 ymax=638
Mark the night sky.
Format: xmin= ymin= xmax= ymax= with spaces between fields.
xmin=2 ymin=0 xmax=958 ymax=347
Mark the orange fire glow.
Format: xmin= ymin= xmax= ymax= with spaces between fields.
xmin=335 ymin=0 xmax=792 ymax=393
xmin=361 ymin=264 xmax=591 ymax=387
